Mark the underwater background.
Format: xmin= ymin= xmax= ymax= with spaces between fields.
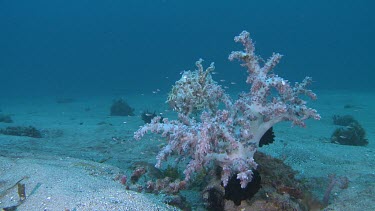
xmin=0 ymin=0 xmax=374 ymax=97
xmin=0 ymin=1 xmax=374 ymax=210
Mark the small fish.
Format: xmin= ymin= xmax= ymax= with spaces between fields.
xmin=339 ymin=135 xmax=347 ymax=139
xmin=230 ymin=82 xmax=236 ymax=85
xmin=220 ymin=79 xmax=226 ymax=82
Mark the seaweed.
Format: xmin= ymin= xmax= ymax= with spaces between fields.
xmin=1 ymin=180 xmax=41 ymax=211
xmin=0 ymin=177 xmax=28 ymax=210
xmin=17 ymin=183 xmax=26 ymax=201
xmin=0 ymin=177 xmax=27 ymax=199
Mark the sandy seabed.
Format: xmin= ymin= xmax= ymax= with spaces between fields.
xmin=0 ymin=89 xmax=374 ymax=210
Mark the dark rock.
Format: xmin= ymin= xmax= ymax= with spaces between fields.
xmin=110 ymin=99 xmax=135 ymax=116
xmin=332 ymin=115 xmax=357 ymax=126
xmin=0 ymin=126 xmax=42 ymax=138
xmin=0 ymin=114 xmax=13 ymax=123
xmin=331 ymin=121 xmax=368 ymax=146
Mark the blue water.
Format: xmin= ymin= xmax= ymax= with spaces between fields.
xmin=0 ymin=1 xmax=374 ymax=209
xmin=0 ymin=0 xmax=373 ymax=96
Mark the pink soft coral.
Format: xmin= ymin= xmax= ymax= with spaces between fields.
xmin=134 ymin=31 xmax=320 ymax=188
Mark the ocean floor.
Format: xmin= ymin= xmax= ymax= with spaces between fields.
xmin=0 ymin=89 xmax=374 ymax=210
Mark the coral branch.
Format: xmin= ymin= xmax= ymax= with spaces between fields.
xmin=134 ymin=31 xmax=320 ymax=188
